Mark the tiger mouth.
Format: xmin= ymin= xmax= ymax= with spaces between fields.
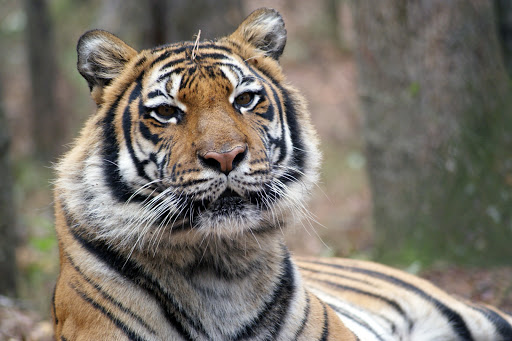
xmin=209 ymin=189 xmax=245 ymax=209
xmin=216 ymin=189 xmax=243 ymax=202
xmin=173 ymin=187 xmax=271 ymax=226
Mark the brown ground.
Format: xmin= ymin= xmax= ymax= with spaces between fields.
xmin=422 ymin=266 xmax=512 ymax=313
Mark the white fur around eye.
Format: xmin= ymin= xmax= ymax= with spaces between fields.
xmin=150 ymin=111 xmax=178 ymax=125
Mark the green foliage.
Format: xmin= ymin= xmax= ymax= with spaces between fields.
xmin=13 ymin=158 xmax=58 ymax=316
xmin=407 ymin=82 xmax=420 ymax=98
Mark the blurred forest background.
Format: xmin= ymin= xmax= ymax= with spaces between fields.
xmin=1 ymin=0 xmax=512 ymax=339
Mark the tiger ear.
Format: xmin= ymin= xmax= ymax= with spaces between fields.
xmin=230 ymin=8 xmax=287 ymax=60
xmin=77 ymin=30 xmax=137 ymax=104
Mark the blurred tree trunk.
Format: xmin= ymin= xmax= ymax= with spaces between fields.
xmin=97 ymin=0 xmax=243 ymax=49
xmin=149 ymin=0 xmax=243 ymax=44
xmin=354 ymin=0 xmax=512 ymax=264
xmin=146 ymin=0 xmax=168 ymax=47
xmin=495 ymin=0 xmax=512 ymax=76
xmin=0 ymin=80 xmax=17 ymax=297
xmin=25 ymin=0 xmax=63 ymax=163
xmin=324 ymin=0 xmax=342 ymax=48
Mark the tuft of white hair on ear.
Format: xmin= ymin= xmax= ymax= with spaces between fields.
xmin=76 ymin=30 xmax=137 ymax=91
xmin=231 ymin=8 xmax=287 ymax=60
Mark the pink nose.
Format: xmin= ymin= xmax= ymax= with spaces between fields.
xmin=203 ymin=146 xmax=246 ymax=174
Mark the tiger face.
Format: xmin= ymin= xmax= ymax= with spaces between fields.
xmin=58 ymin=8 xmax=319 ymax=251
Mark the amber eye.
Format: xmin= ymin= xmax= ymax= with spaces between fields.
xmin=148 ymin=105 xmax=183 ymax=124
xmin=156 ymin=105 xmax=177 ymax=117
xmin=234 ymin=92 xmax=254 ymax=107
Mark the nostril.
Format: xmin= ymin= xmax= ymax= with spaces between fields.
xmin=232 ymin=148 xmax=247 ymax=169
xmin=203 ymin=156 xmax=222 ymax=171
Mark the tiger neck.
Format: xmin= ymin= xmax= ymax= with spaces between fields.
xmin=71 ymin=223 xmax=300 ymax=338
xmin=70 ymin=214 xmax=293 ymax=295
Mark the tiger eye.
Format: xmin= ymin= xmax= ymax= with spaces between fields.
xmin=157 ymin=105 xmax=176 ymax=117
xmin=235 ymin=92 xmax=253 ymax=107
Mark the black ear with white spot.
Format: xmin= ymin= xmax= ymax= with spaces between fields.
xmin=231 ymin=8 xmax=287 ymax=60
xmin=77 ymin=30 xmax=137 ymax=103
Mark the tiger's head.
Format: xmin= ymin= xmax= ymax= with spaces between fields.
xmin=57 ymin=8 xmax=320 ymax=251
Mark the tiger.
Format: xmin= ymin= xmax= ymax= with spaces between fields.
xmin=52 ymin=7 xmax=512 ymax=341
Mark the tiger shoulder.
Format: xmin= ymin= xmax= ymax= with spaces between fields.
xmin=52 ymin=7 xmax=512 ymax=341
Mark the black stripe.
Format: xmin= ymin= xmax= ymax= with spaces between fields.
xmin=327 ymin=303 xmax=385 ymax=341
xmin=151 ymin=42 xmax=234 ymax=55
xmin=128 ymin=79 xmax=142 ymax=103
xmin=147 ymin=89 xmax=165 ymax=99
xmin=66 ymin=253 xmax=156 ymax=334
xmin=62 ymin=205 xmax=205 ymax=341
xmin=60 ymin=337 xmax=68 ymax=341
xmin=300 ymin=265 xmax=412 ymax=333
xmin=215 ymin=61 xmax=245 ymax=78
xmin=198 ymin=43 xmax=234 ymax=54
xmin=150 ymin=50 xmax=174 ymax=68
xmin=139 ymin=121 xmax=162 ymax=145
xmin=151 ymin=44 xmax=235 ymax=68
xmin=52 ymin=284 xmax=58 ymax=325
xmin=134 ymin=56 xmax=147 ymax=68
xmin=279 ymin=88 xmax=306 ymax=173
xmin=233 ymin=250 xmax=296 ymax=340
xmin=302 ymin=259 xmax=474 ymax=340
xmin=244 ymin=63 xmax=299 ymax=181
xmin=102 ymin=87 xmax=134 ymax=203
xmin=300 ymin=265 xmax=374 ymax=286
xmin=470 ymin=304 xmax=512 ymax=340
xmin=319 ymin=301 xmax=329 ymax=341
xmin=180 ymin=66 xmax=198 ymax=90
xmin=159 ymin=56 xmax=187 ymax=72
xmin=242 ymin=60 xmax=305 ymax=181
xmin=157 ymin=68 xmax=186 ymax=82
xmin=257 ymin=76 xmax=287 ymax=166
xmin=293 ymin=291 xmax=311 ymax=339
xmin=309 ymin=277 xmax=408 ymax=323
xmin=101 ymin=73 xmax=148 ymax=203
xmin=70 ymin=282 xmax=147 ymax=341
xmin=122 ymin=81 xmax=153 ymax=182
xmin=255 ymin=88 xmax=274 ymax=120
xmin=197 ymin=52 xmax=232 ymax=61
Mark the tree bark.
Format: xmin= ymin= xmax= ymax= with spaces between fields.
xmin=354 ymin=0 xmax=512 ymax=264
xmin=25 ymin=0 xmax=62 ymax=163
xmin=0 ymin=80 xmax=17 ymax=297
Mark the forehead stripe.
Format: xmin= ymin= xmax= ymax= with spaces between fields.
xmin=196 ymin=52 xmax=233 ymax=61
xmin=157 ymin=68 xmax=185 ymax=82
xmin=151 ymin=42 xmax=234 ymax=54
xmin=149 ymin=50 xmax=173 ymax=68
xmin=151 ymin=45 xmax=237 ymax=70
